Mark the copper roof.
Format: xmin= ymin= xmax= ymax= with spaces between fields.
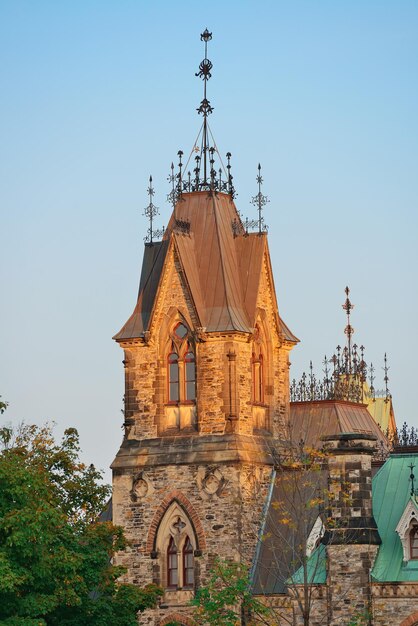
xmin=289 ymin=400 xmax=389 ymax=450
xmin=114 ymin=191 xmax=298 ymax=341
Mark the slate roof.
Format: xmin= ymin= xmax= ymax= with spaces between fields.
xmin=113 ymin=191 xmax=297 ymax=341
xmin=252 ymin=467 xmax=327 ymax=594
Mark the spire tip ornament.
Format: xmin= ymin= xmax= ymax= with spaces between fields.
xmin=144 ymin=176 xmax=164 ymax=244
xmin=250 ymin=163 xmax=269 ymax=234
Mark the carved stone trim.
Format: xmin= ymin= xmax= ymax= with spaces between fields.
xmin=395 ymin=497 xmax=418 ymax=561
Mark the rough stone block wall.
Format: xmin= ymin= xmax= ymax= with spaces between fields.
xmin=326 ymin=544 xmax=378 ymax=625
xmin=113 ymin=461 xmax=273 ymax=626
xmin=372 ymin=584 xmax=418 ymax=626
xmin=328 ymin=454 xmax=373 ymax=520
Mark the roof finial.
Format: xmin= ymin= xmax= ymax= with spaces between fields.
xmin=144 ymin=176 xmax=164 ymax=244
xmin=342 ymin=286 xmax=354 ymax=370
xmin=251 ymin=163 xmax=269 ymax=234
xmin=409 ymin=463 xmax=416 ymax=497
xmin=383 ymin=352 xmax=391 ymax=403
xmin=196 ymin=28 xmax=213 ymax=187
xmin=167 ymin=162 xmax=176 ymax=209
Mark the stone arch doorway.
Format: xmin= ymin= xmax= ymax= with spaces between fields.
xmin=399 ymin=612 xmax=418 ymax=626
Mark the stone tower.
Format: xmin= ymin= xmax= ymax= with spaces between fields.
xmin=323 ymin=433 xmax=381 ymax=625
xmin=111 ymin=30 xmax=298 ymax=626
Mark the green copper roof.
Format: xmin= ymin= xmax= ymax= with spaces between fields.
xmin=289 ymin=543 xmax=326 ymax=585
xmin=371 ymin=453 xmax=418 ymax=582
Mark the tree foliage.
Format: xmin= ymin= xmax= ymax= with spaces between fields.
xmin=192 ymin=558 xmax=269 ymax=626
xmin=0 ymin=418 xmax=162 ymax=625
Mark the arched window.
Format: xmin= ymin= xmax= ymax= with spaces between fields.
xmin=168 ymin=352 xmax=179 ymax=402
xmin=182 ymin=536 xmax=194 ymax=588
xmin=155 ymin=501 xmax=198 ymax=591
xmin=167 ymin=536 xmax=178 ymax=587
xmin=166 ymin=323 xmax=196 ymax=405
xmin=252 ymin=325 xmax=265 ymax=405
xmin=410 ymin=525 xmax=418 ymax=559
xmin=252 ymin=353 xmax=264 ymax=404
xmin=184 ymin=350 xmax=196 ymax=401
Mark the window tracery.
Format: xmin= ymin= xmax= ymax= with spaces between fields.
xmin=166 ymin=322 xmax=196 ymax=406
xmin=155 ymin=502 xmax=197 ymax=591
xmin=395 ymin=498 xmax=418 ymax=561
xmin=251 ymin=324 xmax=265 ymax=404
xmin=410 ymin=524 xmax=418 ymax=560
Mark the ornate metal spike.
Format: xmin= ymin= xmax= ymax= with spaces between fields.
xmin=194 ymin=154 xmax=201 ymax=189
xmin=369 ymin=362 xmax=375 ymax=400
xmin=409 ymin=464 xmax=416 ymax=497
xmin=166 ymin=162 xmax=177 ymax=209
xmin=383 ymin=353 xmax=390 ymax=402
xmin=226 ymin=152 xmax=236 ymax=199
xmin=251 ymin=163 xmax=269 ymax=234
xmin=342 ymin=286 xmax=355 ymax=372
xmin=195 ymin=30 xmax=214 ymax=187
xmin=143 ymin=175 xmax=162 ymax=244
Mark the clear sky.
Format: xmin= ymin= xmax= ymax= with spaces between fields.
xmin=1 ymin=1 xmax=417 ymax=482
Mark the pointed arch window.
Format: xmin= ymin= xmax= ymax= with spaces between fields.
xmin=252 ymin=352 xmax=264 ymax=404
xmin=166 ymin=323 xmax=196 ymax=405
xmin=167 ymin=536 xmax=178 ymax=587
xmin=168 ymin=352 xmax=180 ymax=402
xmin=185 ymin=349 xmax=196 ymax=401
xmin=410 ymin=525 xmax=418 ymax=559
xmin=183 ymin=535 xmax=195 ymax=588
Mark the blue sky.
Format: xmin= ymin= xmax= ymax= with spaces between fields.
xmin=1 ymin=1 xmax=417 ymax=481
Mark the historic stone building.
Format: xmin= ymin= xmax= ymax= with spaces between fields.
xmin=111 ymin=29 xmax=298 ymax=626
xmin=110 ymin=30 xmax=418 ymax=626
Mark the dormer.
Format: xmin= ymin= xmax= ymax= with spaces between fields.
xmin=395 ymin=497 xmax=418 ymax=561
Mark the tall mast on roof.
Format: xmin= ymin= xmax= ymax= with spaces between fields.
xmin=196 ymin=28 xmax=213 ymax=188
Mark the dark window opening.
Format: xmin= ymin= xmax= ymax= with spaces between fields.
xmin=168 ymin=352 xmax=179 ymax=402
xmin=167 ymin=536 xmax=178 ymax=587
xmin=410 ymin=525 xmax=418 ymax=559
xmin=185 ymin=350 xmax=196 ymax=401
xmin=183 ymin=536 xmax=194 ymax=588
xmin=174 ymin=323 xmax=188 ymax=339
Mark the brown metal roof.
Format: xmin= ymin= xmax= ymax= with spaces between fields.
xmin=289 ymin=400 xmax=389 ymax=450
xmin=114 ymin=191 xmax=298 ymax=340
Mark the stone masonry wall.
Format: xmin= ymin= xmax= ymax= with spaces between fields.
xmin=121 ymin=246 xmax=291 ymax=439
xmin=113 ymin=460 xmax=273 ymax=626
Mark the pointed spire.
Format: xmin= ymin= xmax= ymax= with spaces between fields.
xmin=251 ymin=163 xmax=269 ymax=234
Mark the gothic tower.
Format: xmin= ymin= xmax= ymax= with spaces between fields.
xmin=111 ymin=30 xmax=298 ymax=625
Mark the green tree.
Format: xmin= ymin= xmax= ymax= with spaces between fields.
xmin=0 ymin=418 xmax=162 ymax=626
xmin=192 ymin=558 xmax=270 ymax=626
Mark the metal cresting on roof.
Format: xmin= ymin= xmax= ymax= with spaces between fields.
xmin=291 ymin=287 xmax=392 ymax=405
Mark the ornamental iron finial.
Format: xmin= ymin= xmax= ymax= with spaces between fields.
xmin=143 ymin=176 xmax=164 ymax=244
xmin=343 ymin=286 xmax=354 ymax=367
xmin=196 ymin=29 xmax=213 ymax=186
xmin=168 ymin=30 xmax=237 ymax=200
xmin=383 ymin=352 xmax=391 ymax=402
xmin=409 ymin=464 xmax=416 ymax=498
xmin=290 ymin=288 xmax=394 ymax=405
xmin=250 ymin=163 xmax=269 ymax=234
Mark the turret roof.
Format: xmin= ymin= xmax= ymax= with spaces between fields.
xmin=113 ymin=191 xmax=297 ymax=341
